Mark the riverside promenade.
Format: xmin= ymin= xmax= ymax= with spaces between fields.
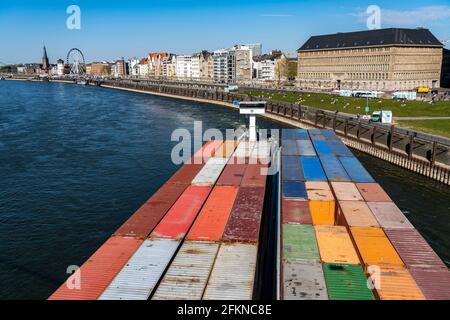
xmin=4 ymin=76 xmax=450 ymax=185
xmin=99 ymin=78 xmax=450 ymax=185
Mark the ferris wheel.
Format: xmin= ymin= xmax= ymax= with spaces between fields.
xmin=67 ymin=48 xmax=85 ymax=75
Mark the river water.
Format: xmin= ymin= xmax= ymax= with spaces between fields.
xmin=0 ymin=81 xmax=448 ymax=299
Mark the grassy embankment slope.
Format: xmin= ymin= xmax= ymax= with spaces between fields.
xmin=246 ymin=90 xmax=450 ymax=138
xmin=395 ymin=120 xmax=450 ymax=138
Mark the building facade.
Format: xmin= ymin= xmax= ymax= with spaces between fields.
xmin=253 ymin=51 xmax=289 ymax=82
xmin=111 ymin=59 xmax=128 ymax=78
xmin=137 ymin=58 xmax=149 ymax=77
xmin=232 ymin=46 xmax=253 ymax=83
xmin=190 ymin=54 xmax=201 ymax=80
xmin=254 ymin=59 xmax=275 ymax=81
xmin=199 ymin=50 xmax=214 ymax=82
xmin=147 ymin=53 xmax=171 ymax=77
xmin=213 ymin=49 xmax=228 ymax=83
xmin=297 ymin=28 xmax=444 ymax=91
xmin=128 ymin=58 xmax=140 ymax=77
xmin=441 ymin=48 xmax=450 ymax=88
xmin=88 ymin=63 xmax=111 ymax=76
xmin=175 ymin=55 xmax=193 ymax=79
xmin=50 ymin=59 xmax=68 ymax=76
xmin=161 ymin=54 xmax=176 ymax=79
xmin=253 ymin=53 xmax=278 ymax=81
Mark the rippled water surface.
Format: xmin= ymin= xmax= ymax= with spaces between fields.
xmin=0 ymin=81 xmax=448 ymax=299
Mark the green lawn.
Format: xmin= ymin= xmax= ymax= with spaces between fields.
xmin=246 ymin=90 xmax=450 ymax=117
xmin=396 ymin=120 xmax=450 ymax=138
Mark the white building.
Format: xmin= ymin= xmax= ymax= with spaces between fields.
xmin=137 ymin=58 xmax=149 ymax=78
xmin=253 ymin=54 xmax=277 ymax=81
xmin=56 ymin=59 xmax=66 ymax=75
xmin=252 ymin=51 xmax=286 ymax=82
xmin=260 ymin=60 xmax=275 ymax=80
xmin=190 ymin=53 xmax=201 ymax=80
xmin=161 ymin=55 xmax=177 ymax=79
xmin=49 ymin=59 xmax=67 ymax=76
xmin=175 ymin=55 xmax=193 ymax=79
xmin=254 ymin=59 xmax=275 ymax=81
xmin=128 ymin=57 xmax=140 ymax=77
xmin=213 ymin=49 xmax=229 ymax=83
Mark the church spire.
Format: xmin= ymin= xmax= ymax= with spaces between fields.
xmin=42 ymin=45 xmax=49 ymax=71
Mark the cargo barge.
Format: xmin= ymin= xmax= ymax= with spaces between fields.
xmin=279 ymin=129 xmax=450 ymax=300
xmin=49 ymin=130 xmax=449 ymax=300
xmin=49 ymin=138 xmax=271 ymax=300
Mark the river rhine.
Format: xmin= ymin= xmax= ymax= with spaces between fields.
xmin=0 ymin=80 xmax=449 ymax=299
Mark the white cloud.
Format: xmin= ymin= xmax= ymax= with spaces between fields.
xmin=352 ymin=5 xmax=450 ymax=26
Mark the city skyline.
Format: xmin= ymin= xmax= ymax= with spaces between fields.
xmin=1 ymin=0 xmax=450 ymax=64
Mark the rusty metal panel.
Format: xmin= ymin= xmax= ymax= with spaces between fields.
xmin=337 ymin=201 xmax=380 ymax=228
xmin=282 ymin=261 xmax=328 ymax=300
xmin=152 ymin=241 xmax=219 ymax=300
xmin=410 ymin=268 xmax=450 ymax=300
xmin=222 ymin=186 xmax=266 ymax=243
xmin=241 ymin=163 xmax=268 ymax=187
xmin=356 ymin=183 xmax=392 ymax=202
xmin=367 ymin=202 xmax=414 ymax=229
xmin=282 ymin=199 xmax=313 ymax=224
xmin=216 ymin=163 xmax=247 ymax=186
xmin=384 ymin=228 xmax=447 ymax=269
xmin=331 ymin=182 xmax=364 ymax=201
xmin=168 ymin=164 xmax=205 ymax=185
xmin=203 ymin=243 xmax=257 ymax=300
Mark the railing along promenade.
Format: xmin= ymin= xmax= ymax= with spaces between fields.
xmin=100 ymin=79 xmax=450 ymax=185
xmin=4 ymin=75 xmax=450 ymax=185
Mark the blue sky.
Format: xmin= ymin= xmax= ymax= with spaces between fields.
xmin=1 ymin=0 xmax=449 ymax=64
